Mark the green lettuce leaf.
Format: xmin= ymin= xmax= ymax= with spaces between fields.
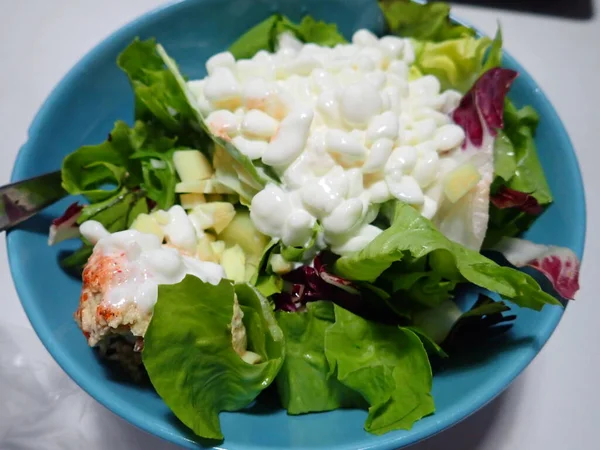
xmin=334 ymin=202 xmax=561 ymax=311
xmin=481 ymin=28 xmax=503 ymax=74
xmin=378 ymin=0 xmax=475 ymax=42
xmin=492 ymin=130 xmax=517 ymax=183
xmin=76 ymin=187 xmax=147 ymax=230
xmin=60 ymin=244 xmax=93 ymax=270
xmin=143 ymin=277 xmax=284 ymax=440
xmin=389 ymin=271 xmax=457 ymax=307
xmin=152 ymin=41 xmax=280 ymax=189
xmin=412 ymin=36 xmax=493 ymax=93
xmin=256 ymin=274 xmax=283 ymax=298
xmin=117 ymin=39 xmax=204 ymax=146
xmin=380 ymin=0 xmax=504 ymax=93
xmin=486 ymin=101 xmax=553 ymax=243
xmin=61 ymin=121 xmax=142 ymax=202
xmin=229 ymin=14 xmax=346 ymax=60
xmin=502 ymin=101 xmax=552 ymax=205
xmin=325 ymin=305 xmax=434 ymax=434
xmin=276 ymin=302 xmax=362 ymax=414
xmin=276 ymin=16 xmax=347 ymax=47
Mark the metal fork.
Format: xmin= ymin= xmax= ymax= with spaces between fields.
xmin=0 ymin=171 xmax=67 ymax=232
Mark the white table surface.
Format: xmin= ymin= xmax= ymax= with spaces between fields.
xmin=1 ymin=1 xmax=598 ymax=449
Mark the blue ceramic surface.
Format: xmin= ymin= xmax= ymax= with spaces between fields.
xmin=7 ymin=0 xmax=586 ymax=449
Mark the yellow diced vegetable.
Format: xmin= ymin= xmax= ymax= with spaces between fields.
xmin=196 ymin=234 xmax=218 ymax=263
xmin=443 ymin=163 xmax=482 ymax=203
xmin=221 ymin=244 xmax=246 ymax=282
xmin=190 ymin=202 xmax=236 ymax=234
xmin=175 ymin=179 xmax=235 ymax=194
xmin=130 ymin=214 xmax=165 ymax=241
xmin=173 ymin=150 xmax=213 ymax=182
xmin=180 ymin=193 xmax=206 ymax=209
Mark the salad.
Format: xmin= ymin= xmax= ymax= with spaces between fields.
xmin=49 ymin=0 xmax=580 ymax=441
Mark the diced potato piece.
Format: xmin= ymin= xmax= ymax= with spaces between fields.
xmin=221 ymin=244 xmax=246 ymax=282
xmin=173 ymin=150 xmax=213 ymax=182
xmin=180 ymin=193 xmax=206 ymax=209
xmin=241 ymin=351 xmax=262 ymax=365
xmin=196 ymin=234 xmax=218 ymax=263
xmin=130 ymin=214 xmax=165 ymax=241
xmin=204 ymin=232 xmax=217 ymax=243
xmin=443 ymin=163 xmax=482 ymax=203
xmin=175 ymin=179 xmax=235 ymax=194
xmin=269 ymin=253 xmax=294 ymax=275
xmin=191 ymin=202 xmax=236 ymax=234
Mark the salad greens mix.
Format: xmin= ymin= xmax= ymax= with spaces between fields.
xmin=51 ymin=0 xmax=580 ymax=441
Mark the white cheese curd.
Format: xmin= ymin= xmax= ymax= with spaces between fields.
xmin=80 ymin=219 xmax=224 ymax=314
xmin=192 ymin=30 xmax=472 ymax=255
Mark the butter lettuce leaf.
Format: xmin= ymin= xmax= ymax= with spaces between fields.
xmin=229 ymin=14 xmax=346 ymax=60
xmin=379 ymin=0 xmax=504 ymax=93
xmin=143 ymin=277 xmax=284 ymax=440
xmin=276 ymin=302 xmax=363 ymax=414
xmin=412 ymin=36 xmax=492 ymax=93
xmin=378 ymin=0 xmax=475 ymax=42
xmin=334 ymin=202 xmax=561 ymax=311
xmin=325 ymin=305 xmax=434 ymax=434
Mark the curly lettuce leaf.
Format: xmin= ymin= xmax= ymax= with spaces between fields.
xmin=62 ymin=121 xmax=141 ymax=202
xmin=142 ymin=277 xmax=284 ymax=440
xmin=325 ymin=305 xmax=434 ymax=434
xmin=378 ymin=0 xmax=475 ymax=42
xmin=334 ymin=202 xmax=561 ymax=311
xmin=276 ymin=302 xmax=362 ymax=414
xmin=229 ymin=14 xmax=346 ymax=60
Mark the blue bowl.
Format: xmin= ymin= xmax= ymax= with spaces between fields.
xmin=7 ymin=0 xmax=586 ymax=449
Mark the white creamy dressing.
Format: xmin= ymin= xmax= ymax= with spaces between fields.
xmin=80 ymin=206 xmax=224 ymax=313
xmin=189 ymin=29 xmax=479 ymax=255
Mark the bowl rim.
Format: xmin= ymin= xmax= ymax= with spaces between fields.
xmin=7 ymin=1 xmax=587 ymax=449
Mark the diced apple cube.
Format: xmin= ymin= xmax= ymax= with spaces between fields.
xmin=180 ymin=193 xmax=206 ymax=209
xmin=173 ymin=150 xmax=213 ymax=182
xmin=269 ymin=253 xmax=294 ymax=275
xmin=130 ymin=214 xmax=165 ymax=241
xmin=443 ymin=163 xmax=482 ymax=203
xmin=196 ymin=234 xmax=218 ymax=263
xmin=175 ymin=179 xmax=235 ymax=194
xmin=188 ymin=208 xmax=214 ymax=235
xmin=241 ymin=351 xmax=262 ymax=365
xmin=221 ymin=244 xmax=246 ymax=282
xmin=151 ymin=210 xmax=170 ymax=225
xmin=190 ymin=202 xmax=236 ymax=234
xmin=211 ymin=240 xmax=226 ymax=256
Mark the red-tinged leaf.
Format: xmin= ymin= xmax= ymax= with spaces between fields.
xmin=453 ymin=68 xmax=518 ymax=147
xmin=277 ymin=253 xmax=362 ymax=312
xmin=52 ymin=202 xmax=83 ymax=226
xmin=492 ymin=237 xmax=580 ymax=300
xmin=490 ymin=186 xmax=544 ymax=215
xmin=48 ymin=202 xmax=83 ymax=246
